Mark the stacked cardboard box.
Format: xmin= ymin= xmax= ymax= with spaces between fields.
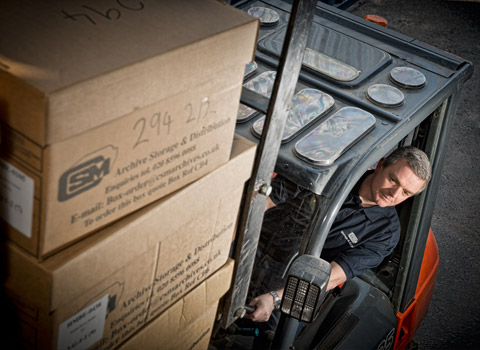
xmin=0 ymin=0 xmax=259 ymax=349
xmin=0 ymin=0 xmax=257 ymax=258
xmin=4 ymin=137 xmax=255 ymax=349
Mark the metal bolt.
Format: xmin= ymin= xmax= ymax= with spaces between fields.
xmin=234 ymin=307 xmax=247 ymax=319
xmin=259 ymin=184 xmax=272 ymax=196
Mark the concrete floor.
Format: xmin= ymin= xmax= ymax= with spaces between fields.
xmin=348 ymin=1 xmax=480 ymax=348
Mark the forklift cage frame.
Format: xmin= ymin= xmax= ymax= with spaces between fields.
xmin=220 ymin=1 xmax=473 ymax=347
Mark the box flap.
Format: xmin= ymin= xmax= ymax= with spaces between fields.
xmin=204 ymin=258 xmax=235 ymax=309
xmin=118 ymin=259 xmax=234 ymax=350
xmin=174 ymin=258 xmax=234 ymax=326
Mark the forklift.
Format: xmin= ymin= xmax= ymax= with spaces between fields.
xmin=211 ymin=0 xmax=473 ymax=349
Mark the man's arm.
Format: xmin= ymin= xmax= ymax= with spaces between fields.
xmin=246 ymin=262 xmax=347 ymax=322
xmin=326 ymin=261 xmax=347 ymax=290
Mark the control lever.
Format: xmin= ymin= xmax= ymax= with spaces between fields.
xmin=244 ymin=305 xmax=256 ymax=314
xmin=234 ymin=304 xmax=256 ymax=319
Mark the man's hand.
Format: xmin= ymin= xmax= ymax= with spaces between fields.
xmin=245 ymin=292 xmax=278 ymax=322
xmin=327 ymin=261 xmax=347 ymax=291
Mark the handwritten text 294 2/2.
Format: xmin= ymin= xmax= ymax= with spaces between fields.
xmin=132 ymin=97 xmax=215 ymax=150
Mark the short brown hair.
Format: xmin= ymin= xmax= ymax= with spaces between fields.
xmin=383 ymin=146 xmax=431 ymax=190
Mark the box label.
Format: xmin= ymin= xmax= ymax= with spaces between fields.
xmin=0 ymin=159 xmax=34 ymax=238
xmin=58 ymin=294 xmax=109 ymax=350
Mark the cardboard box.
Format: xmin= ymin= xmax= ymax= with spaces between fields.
xmin=0 ymin=0 xmax=258 ymax=258
xmin=119 ymin=259 xmax=235 ymax=350
xmin=3 ymin=136 xmax=255 ymax=350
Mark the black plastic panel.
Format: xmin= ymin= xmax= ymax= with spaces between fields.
xmin=259 ymin=22 xmax=392 ymax=87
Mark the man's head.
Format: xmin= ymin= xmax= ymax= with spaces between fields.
xmin=365 ymin=146 xmax=431 ymax=207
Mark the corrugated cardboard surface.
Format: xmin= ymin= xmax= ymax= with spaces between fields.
xmin=119 ymin=259 xmax=234 ymax=350
xmin=0 ymin=0 xmax=258 ymax=258
xmin=0 ymin=0 xmax=257 ymax=144
xmin=3 ymin=136 xmax=255 ymax=350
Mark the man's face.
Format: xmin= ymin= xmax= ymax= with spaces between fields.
xmin=370 ymin=157 xmax=426 ymax=207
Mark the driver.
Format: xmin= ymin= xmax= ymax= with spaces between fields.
xmin=245 ymin=146 xmax=431 ymax=345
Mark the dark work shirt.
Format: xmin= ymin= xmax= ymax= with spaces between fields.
xmin=321 ymin=175 xmax=400 ymax=279
xmin=251 ymin=174 xmax=400 ymax=293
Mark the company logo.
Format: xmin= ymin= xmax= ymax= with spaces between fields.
xmin=348 ymin=232 xmax=358 ymax=244
xmin=341 ymin=230 xmax=359 ymax=248
xmin=58 ymin=146 xmax=117 ymax=202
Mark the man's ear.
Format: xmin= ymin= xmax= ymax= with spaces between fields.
xmin=374 ymin=158 xmax=385 ymax=173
